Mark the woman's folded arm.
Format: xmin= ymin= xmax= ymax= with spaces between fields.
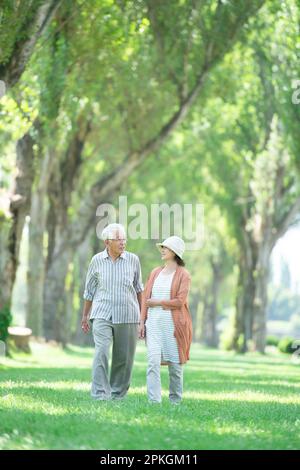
xmin=161 ymin=274 xmax=191 ymax=310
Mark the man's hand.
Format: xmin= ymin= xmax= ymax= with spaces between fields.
xmin=81 ymin=316 xmax=90 ymax=333
xmin=146 ymin=299 xmax=161 ymax=308
xmin=81 ymin=300 xmax=92 ymax=333
xmin=138 ymin=321 xmax=145 ymax=339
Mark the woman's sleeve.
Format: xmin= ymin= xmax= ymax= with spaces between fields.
xmin=160 ymin=273 xmax=191 ymax=310
xmin=83 ymin=257 xmax=98 ymax=301
xmin=140 ymin=269 xmax=156 ymax=321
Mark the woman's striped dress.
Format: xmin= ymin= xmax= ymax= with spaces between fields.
xmin=145 ymin=271 xmax=180 ymax=364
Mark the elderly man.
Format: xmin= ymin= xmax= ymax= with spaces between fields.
xmin=81 ymin=223 xmax=143 ymax=400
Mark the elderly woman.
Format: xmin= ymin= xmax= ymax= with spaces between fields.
xmin=139 ymin=236 xmax=192 ymax=404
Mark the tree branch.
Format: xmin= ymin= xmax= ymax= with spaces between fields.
xmin=51 ymin=0 xmax=267 ymax=256
xmin=274 ymin=196 xmax=300 ymax=242
xmin=1 ymin=0 xmax=62 ymax=89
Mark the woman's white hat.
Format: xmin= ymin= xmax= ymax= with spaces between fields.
xmin=156 ymin=236 xmax=185 ymax=260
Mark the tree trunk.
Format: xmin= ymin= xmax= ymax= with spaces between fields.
xmin=42 ymin=121 xmax=90 ymax=343
xmin=188 ymin=294 xmax=200 ymax=343
xmin=43 ymin=229 xmax=71 ymax=344
xmin=65 ymin=262 xmax=76 ymax=346
xmin=26 ymin=149 xmax=54 ymax=335
xmin=232 ymin=251 xmax=259 ymax=352
xmin=72 ymin=233 xmax=95 ymax=346
xmin=252 ymin=241 xmax=272 ymax=352
xmin=0 ymin=134 xmax=34 ymax=313
xmin=229 ymin=220 xmax=257 ymax=352
xmin=200 ymin=261 xmax=222 ymax=348
xmin=232 ymin=270 xmax=252 ymax=352
xmin=241 ymin=266 xmax=256 ymax=352
xmin=232 ymin=232 xmax=274 ymax=353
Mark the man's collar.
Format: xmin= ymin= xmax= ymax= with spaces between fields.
xmin=102 ymin=248 xmax=127 ymax=259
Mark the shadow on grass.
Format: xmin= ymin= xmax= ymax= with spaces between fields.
xmin=63 ymin=346 xmax=94 ymax=358
xmin=1 ymin=365 xmax=300 ymax=405
xmin=188 ymin=356 xmax=294 ymax=369
xmin=0 ymin=367 xmax=92 ymax=383
xmin=1 ymin=360 xmax=299 ymax=395
xmin=185 ymin=378 xmax=300 ymax=395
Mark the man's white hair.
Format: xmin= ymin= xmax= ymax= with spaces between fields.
xmin=101 ymin=223 xmax=126 ymax=241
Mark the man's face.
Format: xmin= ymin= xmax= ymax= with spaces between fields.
xmin=106 ymin=231 xmax=126 ymax=255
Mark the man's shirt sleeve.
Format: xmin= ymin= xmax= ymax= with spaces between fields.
xmin=83 ymin=257 xmax=98 ymax=301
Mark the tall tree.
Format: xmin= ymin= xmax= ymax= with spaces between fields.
xmin=171 ymin=0 xmax=300 ymax=352
xmin=41 ymin=0 xmax=265 ymax=341
xmin=0 ymin=133 xmax=34 ymax=314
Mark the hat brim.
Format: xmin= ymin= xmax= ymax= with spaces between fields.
xmin=156 ymin=242 xmax=183 ymax=259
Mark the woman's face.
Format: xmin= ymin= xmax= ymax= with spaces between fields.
xmin=160 ymin=246 xmax=175 ymax=262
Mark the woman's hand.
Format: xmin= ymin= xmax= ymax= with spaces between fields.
xmin=138 ymin=322 xmax=145 ymax=339
xmin=146 ymin=299 xmax=161 ymax=308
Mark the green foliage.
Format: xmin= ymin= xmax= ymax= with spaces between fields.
xmin=278 ymin=337 xmax=295 ymax=354
xmin=0 ymin=305 xmax=12 ymax=343
xmin=0 ymin=1 xmax=44 ymax=66
xmin=221 ymin=332 xmax=234 ymax=352
xmin=266 ymin=335 xmax=280 ymax=347
xmin=220 ymin=317 xmax=244 ymax=353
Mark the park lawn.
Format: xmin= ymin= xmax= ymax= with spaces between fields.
xmin=0 ymin=341 xmax=299 ymax=450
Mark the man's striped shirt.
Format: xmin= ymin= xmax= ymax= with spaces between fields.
xmin=83 ymin=248 xmax=144 ymax=323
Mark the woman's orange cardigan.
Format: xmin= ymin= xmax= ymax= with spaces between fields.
xmin=140 ymin=266 xmax=193 ymax=364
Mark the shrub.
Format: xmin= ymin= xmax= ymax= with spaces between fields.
xmin=266 ymin=335 xmax=280 ymax=347
xmin=278 ymin=337 xmax=295 ymax=354
xmin=0 ymin=305 xmax=12 ymax=343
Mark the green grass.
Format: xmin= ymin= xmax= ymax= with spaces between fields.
xmin=0 ymin=341 xmax=299 ymax=450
